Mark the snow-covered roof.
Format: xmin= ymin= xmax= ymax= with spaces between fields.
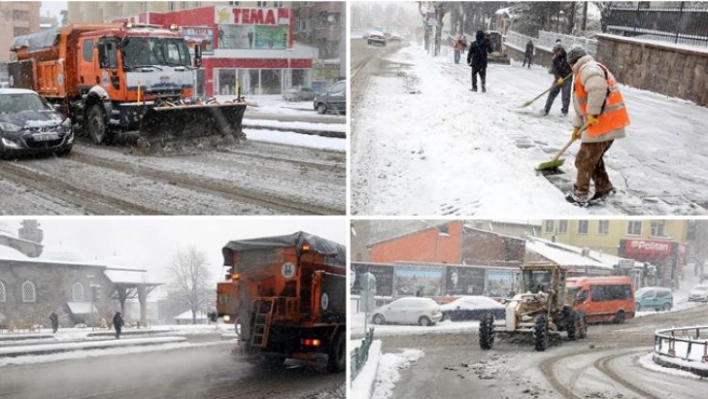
xmin=0 ymin=222 xmax=17 ymax=238
xmin=66 ymin=302 xmax=98 ymax=315
xmin=526 ymin=237 xmax=643 ymax=269
xmin=98 ymin=255 xmax=137 ymax=269
xmin=104 ymin=269 xmax=157 ymax=285
xmin=0 ymin=245 xmax=32 ymax=261
xmin=40 ymin=245 xmax=89 ymax=263
xmin=174 ymin=310 xmax=208 ymax=320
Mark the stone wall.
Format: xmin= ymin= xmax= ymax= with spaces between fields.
xmin=596 ymin=35 xmax=708 ymax=107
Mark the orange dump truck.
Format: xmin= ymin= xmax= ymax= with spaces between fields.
xmin=222 ymin=231 xmax=346 ymax=372
xmin=8 ymin=23 xmax=246 ymax=147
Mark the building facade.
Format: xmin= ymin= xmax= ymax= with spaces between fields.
xmin=539 ymin=219 xmax=688 ymax=256
xmin=0 ymin=2 xmax=40 ymax=80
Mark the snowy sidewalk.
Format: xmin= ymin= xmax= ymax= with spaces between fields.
xmin=352 ymin=44 xmax=708 ymax=216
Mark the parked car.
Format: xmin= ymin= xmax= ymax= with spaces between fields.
xmin=371 ymin=297 xmax=442 ymax=326
xmin=440 ymin=296 xmax=505 ymax=321
xmin=635 ymin=287 xmax=673 ymax=311
xmin=0 ymin=88 xmax=73 ymax=159
xmin=688 ymin=284 xmax=708 ymax=302
xmin=282 ymin=86 xmax=319 ymax=102
xmin=74 ymin=323 xmax=87 ymax=328
xmin=313 ymin=80 xmax=346 ymax=115
xmin=367 ymin=30 xmax=387 ymax=46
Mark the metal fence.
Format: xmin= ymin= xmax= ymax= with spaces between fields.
xmin=654 ymin=325 xmax=708 ymax=377
xmin=350 ymin=327 xmax=375 ymax=383
xmin=506 ymin=30 xmax=597 ymax=57
xmin=607 ymin=3 xmax=708 ymax=47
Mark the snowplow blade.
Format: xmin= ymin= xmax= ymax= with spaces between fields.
xmin=138 ymin=100 xmax=247 ymax=149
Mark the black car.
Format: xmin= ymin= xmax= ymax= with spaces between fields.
xmin=440 ymin=296 xmax=506 ymax=321
xmin=313 ymin=80 xmax=346 ymax=115
xmin=0 ymin=89 xmax=73 ymax=159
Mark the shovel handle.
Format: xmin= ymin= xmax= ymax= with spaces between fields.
xmin=552 ymin=122 xmax=589 ymax=162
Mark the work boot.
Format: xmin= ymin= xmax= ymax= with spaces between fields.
xmin=542 ymin=109 xmax=549 ymax=116
xmin=565 ymin=187 xmax=589 ymax=207
xmin=471 ymin=86 xmax=477 ymax=92
xmin=482 ymin=86 xmax=486 ymax=93
xmin=590 ymin=188 xmax=616 ymax=203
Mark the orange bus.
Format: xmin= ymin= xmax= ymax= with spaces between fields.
xmin=567 ymin=276 xmax=635 ymax=324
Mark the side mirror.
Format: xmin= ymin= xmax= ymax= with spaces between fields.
xmin=194 ymin=43 xmax=202 ymax=67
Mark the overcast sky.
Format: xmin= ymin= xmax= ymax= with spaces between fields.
xmin=41 ymin=1 xmax=68 ymax=19
xmin=1 ymin=217 xmax=346 ymax=286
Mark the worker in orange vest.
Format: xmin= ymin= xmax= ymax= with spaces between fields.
xmin=565 ymin=46 xmax=630 ymax=206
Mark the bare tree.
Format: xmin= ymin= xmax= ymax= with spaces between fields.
xmin=167 ymin=247 xmax=212 ymax=324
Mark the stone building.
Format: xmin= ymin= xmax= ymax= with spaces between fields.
xmin=0 ymin=222 xmax=160 ymax=330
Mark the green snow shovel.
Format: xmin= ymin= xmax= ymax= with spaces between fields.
xmin=536 ymin=124 xmax=588 ymax=175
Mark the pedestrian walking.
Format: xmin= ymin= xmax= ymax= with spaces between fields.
xmin=565 ymin=46 xmax=630 ymax=206
xmin=467 ymin=30 xmax=492 ymax=92
xmin=522 ymin=39 xmax=534 ymax=68
xmin=113 ymin=311 xmax=124 ymax=339
xmin=543 ymin=43 xmax=573 ymax=116
xmin=49 ymin=311 xmax=59 ymax=334
xmin=460 ymin=35 xmax=468 ymax=54
xmin=453 ymin=35 xmax=463 ymax=64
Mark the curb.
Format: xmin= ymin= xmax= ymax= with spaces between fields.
xmin=0 ymin=337 xmax=187 ymax=358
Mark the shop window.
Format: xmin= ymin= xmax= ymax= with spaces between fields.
xmin=22 ymin=281 xmax=36 ymax=303
xmin=218 ymin=69 xmax=237 ymax=95
xmin=261 ymin=69 xmax=282 ymax=94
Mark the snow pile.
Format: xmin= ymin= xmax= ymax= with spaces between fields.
xmin=350 ymin=312 xmax=480 ymax=338
xmin=351 ymin=339 xmax=382 ymax=399
xmin=371 ymin=349 xmax=424 ymax=399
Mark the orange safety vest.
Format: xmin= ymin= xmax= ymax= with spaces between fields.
xmin=574 ymin=62 xmax=630 ymax=137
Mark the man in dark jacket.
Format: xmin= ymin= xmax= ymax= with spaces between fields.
xmin=49 ymin=311 xmax=59 ymax=334
xmin=543 ymin=43 xmax=573 ymax=116
xmin=467 ymin=30 xmax=492 ymax=92
xmin=522 ymin=39 xmax=534 ymax=68
xmin=113 ymin=311 xmax=124 ymax=339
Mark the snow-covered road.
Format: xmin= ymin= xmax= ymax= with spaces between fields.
xmin=352 ymin=44 xmax=708 ymax=216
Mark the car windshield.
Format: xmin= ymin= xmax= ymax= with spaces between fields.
xmin=122 ymin=37 xmax=191 ymax=68
xmin=0 ymin=93 xmax=52 ymax=114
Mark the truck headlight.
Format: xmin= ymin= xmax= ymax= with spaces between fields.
xmin=0 ymin=122 xmax=22 ymax=132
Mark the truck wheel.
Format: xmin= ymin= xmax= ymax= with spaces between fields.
xmin=534 ymin=315 xmax=548 ymax=351
xmin=317 ymin=104 xmax=327 ymax=114
xmin=87 ymin=104 xmax=107 ymax=144
xmin=479 ymin=313 xmax=494 ymax=350
xmin=418 ymin=316 xmax=432 ymax=327
xmin=614 ymin=310 xmax=625 ymax=324
xmin=567 ymin=310 xmax=576 ymax=341
xmin=327 ymin=332 xmax=345 ymax=373
xmin=259 ymin=356 xmax=285 ymax=369
xmin=372 ymin=314 xmax=385 ymax=325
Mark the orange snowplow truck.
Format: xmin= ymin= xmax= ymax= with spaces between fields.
xmin=8 ymin=23 xmax=246 ymax=147
xmin=222 ymin=231 xmax=346 ymax=372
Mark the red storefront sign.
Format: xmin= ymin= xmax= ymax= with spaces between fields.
xmin=622 ymin=239 xmax=673 ymax=257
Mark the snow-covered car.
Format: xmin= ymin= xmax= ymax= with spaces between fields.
xmin=440 ymin=296 xmax=505 ymax=321
xmin=74 ymin=323 xmax=87 ymax=328
xmin=282 ymin=86 xmax=319 ymax=102
xmin=688 ymin=284 xmax=708 ymax=302
xmin=389 ymin=33 xmax=404 ymax=44
xmin=635 ymin=287 xmax=673 ymax=311
xmin=0 ymin=88 xmax=73 ymax=159
xmin=367 ymin=30 xmax=387 ymax=46
xmin=313 ymin=79 xmax=346 ymax=115
xmin=371 ymin=297 xmax=442 ymax=326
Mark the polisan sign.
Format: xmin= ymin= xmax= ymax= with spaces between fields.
xmin=623 ymin=239 xmax=673 ymax=257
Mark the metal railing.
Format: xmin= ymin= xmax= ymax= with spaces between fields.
xmin=607 ymin=4 xmax=708 ymax=47
xmin=654 ymin=325 xmax=708 ymax=377
xmin=506 ymin=30 xmax=597 ymax=56
xmin=350 ymin=327 xmax=375 ymax=383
